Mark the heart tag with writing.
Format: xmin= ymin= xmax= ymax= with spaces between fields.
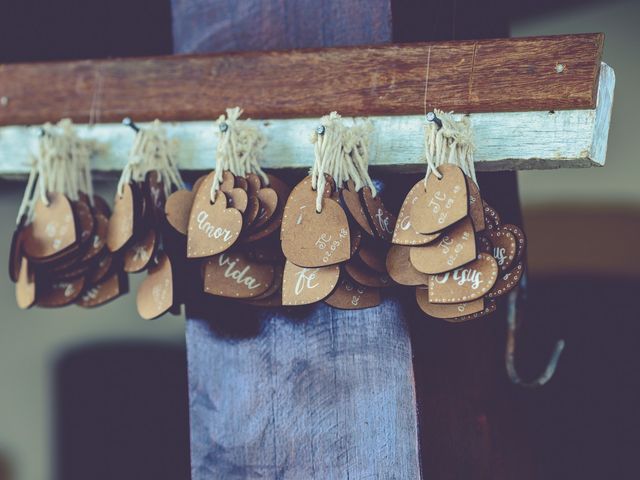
xmin=77 ymin=272 xmax=128 ymax=308
xmin=392 ymin=180 xmax=441 ymax=246
xmin=416 ymin=287 xmax=484 ymax=320
xmin=428 ymin=252 xmax=498 ymax=304
xmin=281 ymin=260 xmax=340 ymax=306
xmin=344 ymin=257 xmax=392 ymax=288
xmin=123 ymin=228 xmax=156 ymax=273
xmin=341 ymin=181 xmax=374 ymax=236
xmin=502 ymin=224 xmax=526 ymax=262
xmin=251 ymin=187 xmax=278 ymax=230
xmin=281 ymin=177 xmax=350 ymax=267
xmin=487 ymin=227 xmax=517 ymax=272
xmin=37 ymin=276 xmax=86 ymax=307
xmin=325 ymin=276 xmax=380 ymax=310
xmin=466 ymin=177 xmax=485 ymax=232
xmin=165 ymin=189 xmax=195 ymax=235
xmin=187 ymin=177 xmax=242 ymax=258
xmin=361 ymin=186 xmax=396 ymax=242
xmin=487 ymin=261 xmax=524 ymax=299
xmin=136 ymin=253 xmax=174 ymax=320
xmin=107 ymin=183 xmax=137 ymax=253
xmin=15 ymin=257 xmax=36 ymax=309
xmin=483 ymin=203 xmax=501 ymax=231
xmin=243 ymin=174 xmax=290 ymax=243
xmin=409 ymin=217 xmax=476 ymax=274
xmin=23 ymin=193 xmax=77 ymax=259
xmin=386 ymin=245 xmax=430 ymax=286
xmin=411 ymin=164 xmax=468 ymax=234
xmin=203 ymin=251 xmax=275 ymax=299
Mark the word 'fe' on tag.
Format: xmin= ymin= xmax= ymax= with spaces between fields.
xmin=487 ymin=227 xmax=517 ymax=272
xmin=107 ymin=184 xmax=136 ymax=253
xmin=466 ymin=177 xmax=485 ymax=232
xmin=203 ymin=251 xmax=275 ymax=299
xmin=361 ymin=186 xmax=396 ymax=242
xmin=392 ymin=180 xmax=441 ymax=246
xmin=23 ymin=193 xmax=77 ymax=259
xmin=428 ymin=253 xmax=498 ymax=304
xmin=412 ymin=164 xmax=468 ymax=234
xmin=281 ymin=177 xmax=350 ymax=268
xmin=325 ymin=277 xmax=380 ymax=309
xmin=136 ymin=253 xmax=174 ymax=320
xmin=165 ymin=189 xmax=195 ymax=235
xmin=187 ymin=186 xmax=242 ymax=258
xmin=386 ymin=245 xmax=430 ymax=286
xmin=410 ymin=217 xmax=476 ymax=274
xmin=341 ymin=181 xmax=374 ymax=236
xmin=416 ymin=287 xmax=484 ymax=320
xmin=281 ymin=260 xmax=339 ymax=306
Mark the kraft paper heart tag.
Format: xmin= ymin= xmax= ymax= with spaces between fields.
xmin=136 ymin=253 xmax=174 ymax=320
xmin=80 ymin=212 xmax=108 ymax=264
xmin=428 ymin=252 xmax=498 ymax=304
xmin=203 ymin=250 xmax=275 ymax=298
xmin=341 ymin=180 xmax=374 ymax=236
xmin=144 ymin=170 xmax=167 ymax=225
xmin=23 ymin=193 xmax=77 ymax=259
xmin=502 ymin=224 xmax=526 ymax=262
xmin=243 ymin=175 xmax=290 ymax=243
xmin=281 ymin=260 xmax=340 ymax=306
xmin=487 ymin=227 xmax=517 ymax=272
xmin=483 ymin=203 xmax=501 ymax=231
xmin=325 ymin=276 xmax=381 ymax=309
xmin=386 ymin=245 xmax=430 ymax=286
xmin=487 ymin=261 xmax=524 ymax=299
xmin=361 ymin=186 xmax=396 ymax=242
xmin=92 ymin=195 xmax=112 ymax=217
xmin=344 ymin=257 xmax=392 ymax=288
xmin=243 ymin=195 xmax=261 ymax=229
xmin=77 ymin=271 xmax=128 ymax=308
xmin=74 ymin=200 xmax=96 ymax=246
xmin=450 ymin=299 xmax=497 ymax=322
xmin=225 ymin=188 xmax=248 ymax=213
xmin=466 ymin=176 xmax=485 ymax=232
xmin=9 ymin=220 xmax=26 ymax=283
xmin=357 ymin=240 xmax=387 ymax=273
xmin=250 ymin=187 xmax=278 ymax=230
xmin=411 ymin=164 xmax=468 ymax=234
xmin=192 ymin=175 xmax=207 ymax=194
xmin=15 ymin=257 xmax=36 ymax=309
xmin=409 ymin=216 xmax=476 ymax=274
xmin=235 ymin=176 xmax=248 ymax=191
xmin=107 ymin=183 xmax=136 ymax=253
xmin=165 ymin=189 xmax=194 ymax=235
xmin=392 ymin=180 xmax=441 ymax=246
xmin=187 ymin=174 xmax=243 ymax=258
xmin=416 ymin=287 xmax=484 ymax=319
xmin=123 ymin=228 xmax=156 ymax=273
xmin=37 ymin=276 xmax=86 ymax=307
xmin=246 ymin=173 xmax=262 ymax=198
xmin=281 ymin=177 xmax=350 ymax=267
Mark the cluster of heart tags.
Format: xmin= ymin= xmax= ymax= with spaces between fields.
xmin=10 ymin=164 xmax=525 ymax=322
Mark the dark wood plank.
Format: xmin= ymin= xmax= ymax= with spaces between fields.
xmin=0 ymin=34 xmax=602 ymax=126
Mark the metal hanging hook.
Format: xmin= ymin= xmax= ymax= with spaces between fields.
xmin=425 ymin=111 xmax=442 ymax=128
xmin=505 ymin=272 xmax=565 ymax=388
xmin=122 ymin=117 xmax=140 ymax=133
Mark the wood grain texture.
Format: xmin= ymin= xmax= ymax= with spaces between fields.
xmin=0 ymin=34 xmax=603 ymax=126
xmin=186 ymin=301 xmax=421 ymax=479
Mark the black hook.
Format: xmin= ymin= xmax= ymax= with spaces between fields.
xmin=122 ymin=117 xmax=140 ymax=133
xmin=425 ymin=111 xmax=442 ymax=129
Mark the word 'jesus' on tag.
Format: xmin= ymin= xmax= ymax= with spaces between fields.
xmin=428 ymin=252 xmax=498 ymax=304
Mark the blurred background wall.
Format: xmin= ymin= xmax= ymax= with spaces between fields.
xmin=0 ymin=0 xmax=638 ymax=479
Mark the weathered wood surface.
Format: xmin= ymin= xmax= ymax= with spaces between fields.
xmin=0 ymin=63 xmax=614 ymax=177
xmin=0 ymin=34 xmax=603 ymax=126
xmin=187 ymin=301 xmax=421 ymax=479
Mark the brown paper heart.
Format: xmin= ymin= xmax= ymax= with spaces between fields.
xmin=449 ymin=299 xmax=497 ymax=322
xmin=92 ymin=195 xmax=111 ymax=217
xmin=187 ymin=180 xmax=242 ymax=258
xmin=218 ymin=171 xmax=236 ymax=193
xmin=144 ymin=170 xmax=167 ymax=225
xmin=136 ymin=253 xmax=174 ymax=320
xmin=107 ymin=184 xmax=136 ymax=253
xmin=203 ymin=251 xmax=275 ymax=298
xmin=344 ymin=257 xmax=392 ymax=288
xmin=80 ymin=212 xmax=108 ymax=263
xmin=416 ymin=287 xmax=484 ymax=319
xmin=412 ymin=164 xmax=468 ymax=234
xmin=74 ymin=200 xmax=96 ymax=246
xmin=225 ymin=188 xmax=248 ymax=213
xmin=165 ymin=189 xmax=194 ymax=235
xmin=235 ymin=176 xmax=248 ymax=191
xmin=487 ymin=261 xmax=524 ymax=299
xmin=325 ymin=276 xmax=380 ymax=309
xmin=9 ymin=222 xmax=25 ymax=283
xmin=77 ymin=272 xmax=128 ymax=308
xmin=246 ymin=173 xmax=262 ymax=197
xmin=466 ymin=177 xmax=485 ymax=232
xmin=192 ymin=174 xmax=207 ymax=194
xmin=357 ymin=241 xmax=387 ymax=273
xmin=341 ymin=181 xmax=374 ymax=236
xmin=409 ymin=217 xmax=476 ymax=274
xmin=392 ymin=180 xmax=441 ymax=246
xmin=37 ymin=276 xmax=85 ymax=307
xmin=89 ymin=252 xmax=114 ymax=284
xmin=15 ymin=257 xmax=36 ymax=309
xmin=487 ymin=227 xmax=517 ymax=272
xmin=242 ymin=174 xmax=290 ymax=243
xmin=386 ymin=245 xmax=430 ymax=286
xmin=361 ymin=186 xmax=396 ymax=241
xmin=281 ymin=177 xmax=350 ymax=267
xmin=23 ymin=193 xmax=77 ymax=259
xmin=250 ymin=188 xmax=278 ymax=230
xmin=502 ymin=224 xmax=526 ymax=262
xmin=428 ymin=252 xmax=498 ymax=304
xmin=281 ymin=260 xmax=339 ymax=306
xmin=123 ymin=228 xmax=156 ymax=273
xmin=243 ymin=196 xmax=261 ymax=229
xmin=483 ymin=203 xmax=501 ymax=231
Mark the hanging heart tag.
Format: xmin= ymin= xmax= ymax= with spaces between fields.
xmin=428 ymin=253 xmax=498 ymax=303
xmin=15 ymin=257 xmax=36 ymax=309
xmin=392 ymin=180 xmax=441 ymax=246
xmin=341 ymin=181 xmax=374 ymax=236
xmin=487 ymin=261 xmax=524 ymax=299
xmin=345 ymin=257 xmax=392 ymax=288
xmin=281 ymin=260 xmax=339 ymax=306
xmin=325 ymin=276 xmax=380 ymax=309
xmin=225 ymin=188 xmax=248 ymax=213
xmin=203 ymin=251 xmax=275 ymax=298
xmin=361 ymin=186 xmax=396 ymax=242
xmin=243 ymin=174 xmax=290 ymax=243
xmin=80 ymin=212 xmax=108 ymax=263
xmin=136 ymin=253 xmax=174 ymax=320
xmin=411 ymin=164 xmax=468 ymax=234
xmin=416 ymin=287 xmax=484 ymax=319
xmin=483 ymin=203 xmax=501 ymax=231
xmin=77 ymin=272 xmax=128 ymax=308
xmin=165 ymin=189 xmax=195 ymax=235
xmin=23 ymin=193 xmax=77 ymax=259
xmin=386 ymin=245 xmax=430 ymax=286
xmin=409 ymin=216 xmax=476 ymax=274
xmin=107 ymin=183 xmax=137 ymax=253
xmin=502 ymin=224 xmax=526 ymax=262
xmin=250 ymin=187 xmax=278 ymax=230
xmin=487 ymin=227 xmax=517 ymax=272
xmin=37 ymin=276 xmax=86 ymax=307
xmin=466 ymin=177 xmax=485 ymax=232
xmin=123 ymin=228 xmax=157 ymax=273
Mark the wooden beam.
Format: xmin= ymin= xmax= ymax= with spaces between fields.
xmin=0 ymin=63 xmax=614 ymax=177
xmin=0 ymin=34 xmax=603 ymax=126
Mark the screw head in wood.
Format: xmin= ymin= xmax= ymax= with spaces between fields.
xmin=316 ymin=125 xmax=326 ymax=135
xmin=219 ymin=122 xmax=229 ymax=133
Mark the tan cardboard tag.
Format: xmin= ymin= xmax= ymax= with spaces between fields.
xmin=409 ymin=217 xmax=476 ymax=274
xmin=92 ymin=194 xmax=111 ymax=217
xmin=23 ymin=193 xmax=77 ymax=259
xmin=466 ymin=177 xmax=485 ymax=232
xmin=89 ymin=252 xmax=114 ymax=285
xmin=107 ymin=184 xmax=136 ymax=253
xmin=123 ymin=228 xmax=156 ymax=273
xmin=80 ymin=213 xmax=108 ymax=263
xmin=324 ymin=276 xmax=380 ymax=309
xmin=281 ymin=260 xmax=339 ymax=305
xmin=393 ymin=180 xmax=441 ymax=246
xmin=344 ymin=257 xmax=392 ymax=288
xmin=15 ymin=257 xmax=36 ymax=309
xmin=74 ymin=200 xmax=96 ymax=246
xmin=487 ymin=227 xmax=517 ymax=272
xmin=242 ymin=174 xmax=290 ymax=243
xmin=428 ymin=252 xmax=498 ymax=303
xmin=412 ymin=164 xmax=468 ymax=234
xmin=350 ymin=226 xmax=362 ymax=256
xmin=487 ymin=261 xmax=524 ymax=299
xmin=37 ymin=276 xmax=85 ymax=307
xmin=341 ymin=181 xmax=374 ymax=236
xmin=502 ymin=224 xmax=526 ymax=262
xmin=386 ymin=245 xmax=430 ymax=286
xmin=416 ymin=287 xmax=484 ymax=319
xmin=225 ymin=188 xmax=248 ymax=213
xmin=483 ymin=203 xmax=501 ymax=231
xmin=77 ymin=272 xmax=128 ymax=308
xmin=136 ymin=253 xmax=174 ymax=320
xmin=165 ymin=189 xmax=195 ymax=235
xmin=144 ymin=170 xmax=167 ymax=225
xmin=361 ymin=186 xmax=396 ymax=242
xmin=203 ymin=251 xmax=275 ymax=298
xmin=251 ymin=188 xmax=278 ymax=230
xmin=235 ymin=176 xmax=248 ymax=191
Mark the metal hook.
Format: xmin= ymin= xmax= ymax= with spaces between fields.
xmin=122 ymin=117 xmax=140 ymax=133
xmin=505 ymin=272 xmax=565 ymax=388
xmin=425 ymin=111 xmax=442 ymax=129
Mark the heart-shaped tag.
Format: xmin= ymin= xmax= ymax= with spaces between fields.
xmin=502 ymin=224 xmax=526 ymax=262
xmin=23 ymin=193 xmax=77 ymax=259
xmin=243 ymin=174 xmax=290 ymax=243
xmin=448 ymin=299 xmax=497 ymax=322
xmin=107 ymin=184 xmax=137 ymax=253
xmin=123 ymin=228 xmax=156 ymax=273
xmin=187 ymin=175 xmax=242 ymax=258
xmin=386 ymin=245 xmax=430 ymax=286
xmin=203 ymin=251 xmax=275 ymax=299
xmin=15 ymin=257 xmax=36 ymax=309
xmin=249 ymin=264 xmax=283 ymax=301
xmin=487 ymin=227 xmax=517 ymax=272
xmin=74 ymin=200 xmax=96 ymax=246
xmin=250 ymin=188 xmax=278 ymax=230
xmin=344 ymin=257 xmax=392 ymax=288
xmin=77 ymin=272 xmax=128 ymax=308
xmin=416 ymin=287 xmax=484 ymax=319
xmin=361 ymin=186 xmax=396 ymax=242
xmin=325 ymin=276 xmax=380 ymax=309
xmin=409 ymin=217 xmax=476 ymax=274
xmin=428 ymin=252 xmax=498 ymax=304
xmin=37 ymin=276 xmax=86 ymax=307
xmin=281 ymin=177 xmax=350 ymax=267
xmin=357 ymin=240 xmax=387 ymax=273
xmin=144 ymin=170 xmax=167 ymax=225
xmin=225 ymin=188 xmax=248 ymax=213
xmin=341 ymin=181 xmax=374 ymax=236
xmin=483 ymin=203 xmax=501 ymax=231
xmin=136 ymin=253 xmax=174 ymax=320
xmin=466 ymin=177 xmax=485 ymax=232
xmin=392 ymin=180 xmax=441 ymax=246
xmin=281 ymin=260 xmax=339 ymax=306
xmin=487 ymin=261 xmax=524 ymax=299
xmin=92 ymin=195 xmax=112 ymax=217
xmin=80 ymin=212 xmax=108 ymax=263
xmin=411 ymin=164 xmax=468 ymax=234
xmin=89 ymin=252 xmax=114 ymax=284
xmin=165 ymin=189 xmax=194 ymax=235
